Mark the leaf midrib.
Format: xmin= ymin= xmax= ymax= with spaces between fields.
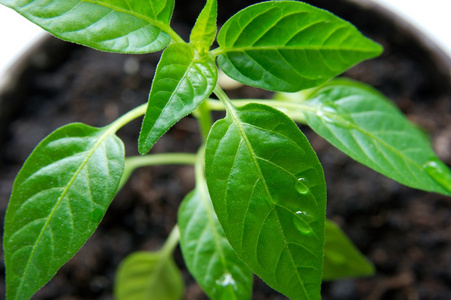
xmin=226 ymin=107 xmax=310 ymax=299
xmin=277 ymin=98 xmax=434 ymax=189
xmin=143 ymin=46 xmax=196 ymax=147
xmin=218 ymin=45 xmax=378 ymax=55
xmin=308 ymin=103 xmax=431 ymax=188
xmin=145 ymin=254 xmax=170 ymax=296
xmin=81 ymin=0 xmax=172 ymax=34
xmin=197 ymin=184 xmax=240 ymax=299
xmin=15 ymin=125 xmax=116 ymax=299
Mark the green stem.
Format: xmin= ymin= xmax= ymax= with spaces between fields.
xmin=194 ymin=147 xmax=214 ymax=216
xmin=125 ymin=153 xmax=197 ymax=169
xmin=166 ymin=28 xmax=185 ymax=44
xmin=109 ymin=103 xmax=147 ymax=133
xmin=206 ymin=98 xmax=311 ymax=124
xmin=119 ymin=153 xmax=197 ymax=190
xmin=209 ymin=47 xmax=225 ymax=57
xmin=195 ymin=101 xmax=214 ymax=142
xmin=213 ymin=85 xmax=235 ymax=113
xmin=161 ymin=225 xmax=180 ymax=256
xmin=194 ymin=146 xmax=206 ymax=190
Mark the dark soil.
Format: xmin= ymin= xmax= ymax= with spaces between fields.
xmin=1 ymin=0 xmax=450 ymax=299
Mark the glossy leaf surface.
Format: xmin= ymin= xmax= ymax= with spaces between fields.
xmin=323 ymin=220 xmax=374 ymax=281
xmin=178 ymin=188 xmax=252 ymax=300
xmin=216 ymin=1 xmax=382 ymax=92
xmin=190 ymin=0 xmax=217 ymax=54
xmin=139 ymin=42 xmax=217 ymax=154
xmin=4 ymin=123 xmax=124 ymax=300
xmin=205 ymin=103 xmax=326 ymax=299
xmin=304 ymin=81 xmax=451 ymax=195
xmin=0 ymin=0 xmax=175 ymax=53
xmin=115 ymin=251 xmax=184 ymax=300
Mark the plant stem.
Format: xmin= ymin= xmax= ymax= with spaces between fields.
xmin=166 ymin=28 xmax=185 ymax=44
xmin=161 ymin=225 xmax=180 ymax=256
xmin=209 ymin=47 xmax=224 ymax=57
xmin=213 ymin=85 xmax=235 ymax=113
xmin=109 ymin=103 xmax=147 ymax=133
xmin=194 ymin=146 xmax=206 ymax=189
xmin=194 ymin=101 xmax=213 ymax=141
xmin=194 ymin=146 xmax=213 ymax=211
xmin=206 ymin=98 xmax=312 ymax=124
xmin=118 ymin=153 xmax=197 ymax=190
xmin=125 ymin=153 xmax=197 ymax=169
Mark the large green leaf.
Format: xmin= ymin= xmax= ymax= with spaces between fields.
xmin=205 ymin=103 xmax=327 ymax=300
xmin=114 ymin=251 xmax=184 ymax=300
xmin=0 ymin=0 xmax=175 ymax=53
xmin=323 ymin=220 xmax=374 ymax=281
xmin=3 ymin=123 xmax=125 ymax=300
xmin=216 ymin=1 xmax=382 ymax=92
xmin=138 ymin=42 xmax=217 ymax=154
xmin=302 ymin=81 xmax=451 ymax=195
xmin=178 ymin=188 xmax=252 ymax=300
xmin=190 ymin=0 xmax=217 ymax=55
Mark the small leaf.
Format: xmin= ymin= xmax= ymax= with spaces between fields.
xmin=323 ymin=220 xmax=374 ymax=281
xmin=0 ymin=0 xmax=175 ymax=53
xmin=114 ymin=251 xmax=184 ymax=300
xmin=178 ymin=188 xmax=253 ymax=300
xmin=216 ymin=1 xmax=382 ymax=92
xmin=205 ymin=103 xmax=327 ymax=300
xmin=138 ymin=42 xmax=217 ymax=154
xmin=303 ymin=80 xmax=451 ymax=195
xmin=4 ymin=123 xmax=124 ymax=300
xmin=190 ymin=0 xmax=217 ymax=55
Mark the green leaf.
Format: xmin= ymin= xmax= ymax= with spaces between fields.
xmin=190 ymin=0 xmax=217 ymax=55
xmin=3 ymin=123 xmax=124 ymax=300
xmin=205 ymin=103 xmax=327 ymax=300
xmin=323 ymin=220 xmax=374 ymax=281
xmin=138 ymin=42 xmax=217 ymax=154
xmin=178 ymin=188 xmax=253 ymax=300
xmin=114 ymin=251 xmax=184 ymax=300
xmin=0 ymin=0 xmax=175 ymax=53
xmin=303 ymin=80 xmax=451 ymax=195
xmin=216 ymin=1 xmax=382 ymax=92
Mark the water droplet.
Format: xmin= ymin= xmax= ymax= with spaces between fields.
xmin=296 ymin=210 xmax=307 ymax=216
xmin=296 ymin=178 xmax=310 ymax=195
xmin=293 ymin=211 xmax=312 ymax=234
xmin=316 ymin=104 xmax=353 ymax=129
xmin=216 ymin=273 xmax=237 ymax=289
xmin=423 ymin=159 xmax=451 ymax=193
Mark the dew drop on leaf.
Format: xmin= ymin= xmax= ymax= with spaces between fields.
xmin=316 ymin=109 xmax=334 ymax=124
xmin=423 ymin=159 xmax=451 ymax=193
xmin=295 ymin=210 xmax=308 ymax=216
xmin=292 ymin=211 xmax=312 ymax=234
xmin=215 ymin=273 xmax=237 ymax=290
xmin=316 ymin=104 xmax=353 ymax=129
xmin=295 ymin=178 xmax=310 ymax=194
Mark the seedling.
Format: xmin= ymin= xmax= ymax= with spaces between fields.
xmin=1 ymin=0 xmax=450 ymax=299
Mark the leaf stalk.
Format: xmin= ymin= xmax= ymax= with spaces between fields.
xmin=119 ymin=153 xmax=197 ymax=190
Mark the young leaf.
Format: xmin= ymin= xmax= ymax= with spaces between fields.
xmin=303 ymin=81 xmax=451 ymax=196
xmin=323 ymin=220 xmax=374 ymax=281
xmin=114 ymin=251 xmax=184 ymax=300
xmin=178 ymin=188 xmax=253 ymax=300
xmin=215 ymin=1 xmax=382 ymax=92
xmin=138 ymin=42 xmax=217 ymax=154
xmin=3 ymin=123 xmax=124 ymax=300
xmin=0 ymin=0 xmax=176 ymax=53
xmin=205 ymin=103 xmax=327 ymax=300
xmin=190 ymin=0 xmax=217 ymax=55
